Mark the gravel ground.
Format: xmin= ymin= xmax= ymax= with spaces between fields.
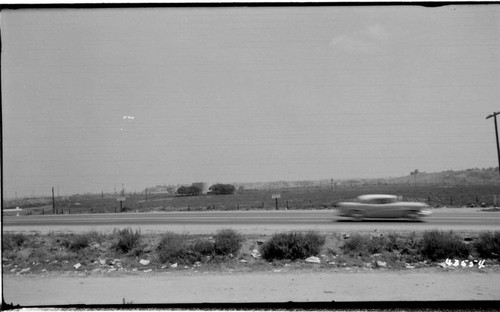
xmin=3 ymin=267 xmax=500 ymax=306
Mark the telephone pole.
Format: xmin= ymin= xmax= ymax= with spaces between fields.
xmin=486 ymin=112 xmax=500 ymax=177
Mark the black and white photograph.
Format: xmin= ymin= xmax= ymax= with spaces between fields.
xmin=2 ymin=2 xmax=500 ymax=310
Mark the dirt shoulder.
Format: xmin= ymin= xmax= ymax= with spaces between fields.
xmin=3 ymin=267 xmax=500 ymax=306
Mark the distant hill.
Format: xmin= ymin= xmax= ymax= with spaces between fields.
xmin=231 ymin=167 xmax=500 ymax=191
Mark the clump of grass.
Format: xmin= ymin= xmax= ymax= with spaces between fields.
xmin=421 ymin=230 xmax=470 ymax=261
xmin=69 ymin=234 xmax=90 ymax=252
xmin=260 ymin=232 xmax=325 ymax=261
xmin=2 ymin=233 xmax=28 ymax=251
xmin=113 ymin=228 xmax=142 ymax=254
xmin=474 ymin=231 xmax=500 ymax=260
xmin=192 ymin=239 xmax=215 ymax=256
xmin=213 ymin=229 xmax=244 ymax=256
xmin=85 ymin=230 xmax=107 ymax=245
xmin=341 ymin=234 xmax=371 ymax=257
xmin=156 ymin=232 xmax=200 ymax=265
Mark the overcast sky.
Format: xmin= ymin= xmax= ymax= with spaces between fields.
xmin=2 ymin=5 xmax=500 ymax=197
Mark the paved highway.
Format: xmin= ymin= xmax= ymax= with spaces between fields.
xmin=2 ymin=208 xmax=500 ymax=234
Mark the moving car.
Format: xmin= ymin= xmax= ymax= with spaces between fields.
xmin=335 ymin=194 xmax=432 ymax=221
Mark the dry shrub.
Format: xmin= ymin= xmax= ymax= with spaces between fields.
xmin=474 ymin=231 xmax=500 ymax=260
xmin=213 ymin=229 xmax=244 ymax=256
xmin=156 ymin=232 xmax=200 ymax=264
xmin=421 ymin=230 xmax=470 ymax=261
xmin=113 ymin=228 xmax=142 ymax=254
xmin=261 ymin=232 xmax=325 ymax=261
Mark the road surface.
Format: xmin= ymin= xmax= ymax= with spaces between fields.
xmin=3 ymin=208 xmax=500 ymax=234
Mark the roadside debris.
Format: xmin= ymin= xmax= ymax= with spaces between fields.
xmin=139 ymin=259 xmax=150 ymax=266
xmin=73 ymin=263 xmax=81 ymax=269
xmin=405 ymin=263 xmax=415 ymax=269
xmin=376 ymin=261 xmax=387 ymax=268
xmin=305 ymin=256 xmax=321 ymax=264
xmin=16 ymin=268 xmax=31 ymax=275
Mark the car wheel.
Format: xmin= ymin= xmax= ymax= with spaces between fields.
xmin=350 ymin=210 xmax=364 ymax=221
xmin=405 ymin=211 xmax=420 ymax=221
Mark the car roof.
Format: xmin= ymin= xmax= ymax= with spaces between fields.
xmin=357 ymin=194 xmax=398 ymax=201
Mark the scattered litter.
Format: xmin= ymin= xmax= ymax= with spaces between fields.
xmin=377 ymin=261 xmax=387 ymax=268
xmin=139 ymin=259 xmax=150 ymax=266
xmin=108 ymin=268 xmax=117 ymax=272
xmin=132 ymin=268 xmax=138 ymax=272
xmin=99 ymin=259 xmax=106 ymax=265
xmin=10 ymin=268 xmax=17 ymax=273
xmin=305 ymin=256 xmax=321 ymax=263
xmin=405 ymin=263 xmax=415 ymax=269
xmin=143 ymin=269 xmax=152 ymax=273
xmin=17 ymin=268 xmax=30 ymax=275
xmin=273 ymin=269 xmax=282 ymax=273
xmin=171 ymin=263 xmax=178 ymax=268
xmin=239 ymin=259 xmax=248 ymax=263
xmin=328 ymin=262 xmax=336 ymax=265
xmin=438 ymin=262 xmax=447 ymax=268
xmin=161 ymin=265 xmax=167 ymax=269
xmin=73 ymin=263 xmax=81 ymax=269
xmin=251 ymin=249 xmax=261 ymax=259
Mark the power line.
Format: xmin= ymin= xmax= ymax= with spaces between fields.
xmin=486 ymin=112 xmax=500 ymax=177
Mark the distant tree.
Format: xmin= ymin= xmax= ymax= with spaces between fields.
xmin=177 ymin=186 xmax=201 ymax=196
xmin=209 ymin=184 xmax=236 ymax=195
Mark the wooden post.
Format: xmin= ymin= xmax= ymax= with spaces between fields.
xmin=275 ymin=198 xmax=278 ymax=210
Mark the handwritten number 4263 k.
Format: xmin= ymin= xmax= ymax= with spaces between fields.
xmin=445 ymin=258 xmax=485 ymax=268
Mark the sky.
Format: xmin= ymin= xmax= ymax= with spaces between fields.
xmin=2 ymin=4 xmax=500 ymax=198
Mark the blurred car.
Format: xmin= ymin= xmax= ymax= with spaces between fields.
xmin=335 ymin=194 xmax=432 ymax=221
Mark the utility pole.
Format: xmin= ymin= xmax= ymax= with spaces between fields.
xmin=52 ymin=187 xmax=55 ymax=214
xmin=486 ymin=112 xmax=500 ymax=177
